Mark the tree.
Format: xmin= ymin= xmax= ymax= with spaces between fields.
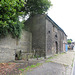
xmin=24 ymin=0 xmax=52 ymax=16
xmin=67 ymin=39 xmax=72 ymax=44
xmin=0 ymin=0 xmax=52 ymax=38
xmin=0 ymin=0 xmax=25 ymax=38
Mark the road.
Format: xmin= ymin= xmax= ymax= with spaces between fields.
xmin=22 ymin=62 xmax=66 ymax=75
xmin=21 ymin=51 xmax=74 ymax=75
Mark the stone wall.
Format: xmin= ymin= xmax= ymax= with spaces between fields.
xmin=25 ymin=14 xmax=67 ymax=57
xmin=52 ymin=26 xmax=59 ymax=54
xmin=46 ymin=19 xmax=53 ymax=56
xmin=0 ymin=35 xmax=16 ymax=63
xmin=58 ymin=30 xmax=62 ymax=53
xmin=25 ymin=15 xmax=46 ymax=57
xmin=0 ymin=30 xmax=32 ymax=63
xmin=46 ymin=16 xmax=61 ymax=56
xmin=60 ymin=31 xmax=64 ymax=53
xmin=15 ymin=30 xmax=32 ymax=60
xmin=45 ymin=15 xmax=67 ymax=55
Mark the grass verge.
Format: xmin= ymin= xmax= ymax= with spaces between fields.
xmin=19 ymin=63 xmax=42 ymax=74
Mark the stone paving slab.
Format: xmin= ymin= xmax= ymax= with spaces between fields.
xmin=50 ymin=51 xmax=75 ymax=66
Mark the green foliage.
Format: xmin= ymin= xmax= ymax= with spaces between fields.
xmin=20 ymin=63 xmax=42 ymax=72
xmin=0 ymin=0 xmax=52 ymax=38
xmin=67 ymin=39 xmax=72 ymax=44
xmin=25 ymin=0 xmax=52 ymax=16
xmin=0 ymin=0 xmax=25 ymax=38
xmin=19 ymin=68 xmax=24 ymax=71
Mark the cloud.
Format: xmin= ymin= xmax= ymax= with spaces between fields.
xmin=48 ymin=0 xmax=75 ymax=41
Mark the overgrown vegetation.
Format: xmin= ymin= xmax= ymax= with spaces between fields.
xmin=71 ymin=58 xmax=74 ymax=67
xmin=0 ymin=0 xmax=52 ymax=38
xmin=19 ymin=63 xmax=42 ymax=73
xmin=0 ymin=0 xmax=25 ymax=38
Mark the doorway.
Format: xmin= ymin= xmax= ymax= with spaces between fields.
xmin=55 ymin=41 xmax=58 ymax=54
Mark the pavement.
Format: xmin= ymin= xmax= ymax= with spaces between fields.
xmin=20 ymin=50 xmax=75 ymax=75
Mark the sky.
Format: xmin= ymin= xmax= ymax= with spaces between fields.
xmin=48 ymin=0 xmax=75 ymax=41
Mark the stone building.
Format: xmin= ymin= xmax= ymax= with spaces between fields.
xmin=0 ymin=14 xmax=67 ymax=63
xmin=25 ymin=14 xmax=67 ymax=57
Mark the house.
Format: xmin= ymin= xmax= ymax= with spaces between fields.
xmin=25 ymin=14 xmax=67 ymax=57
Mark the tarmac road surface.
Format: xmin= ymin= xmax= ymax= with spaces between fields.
xmin=22 ymin=62 xmax=66 ymax=75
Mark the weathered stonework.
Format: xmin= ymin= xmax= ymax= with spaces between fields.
xmin=25 ymin=14 xmax=67 ymax=57
xmin=0 ymin=14 xmax=67 ymax=62
xmin=25 ymin=15 xmax=46 ymax=57
xmin=46 ymin=19 xmax=53 ymax=56
xmin=0 ymin=30 xmax=32 ymax=63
